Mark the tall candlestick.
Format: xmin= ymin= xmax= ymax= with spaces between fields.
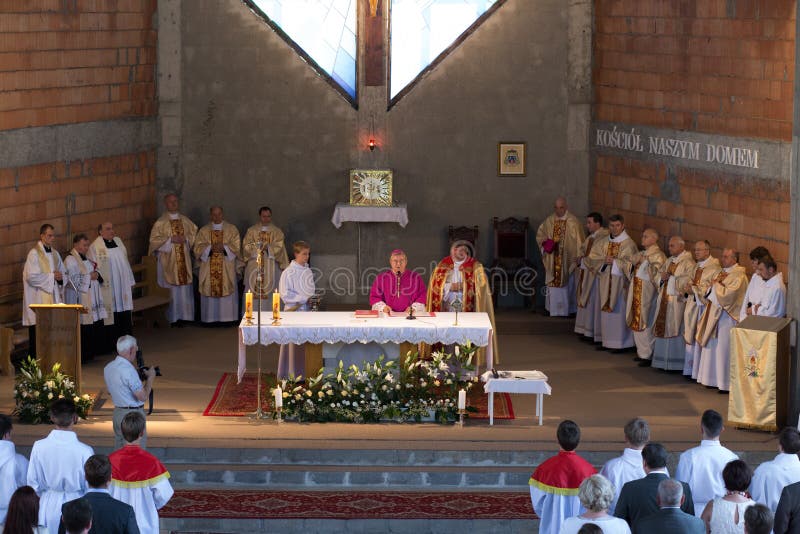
xmin=457 ymin=389 xmax=466 ymax=410
xmin=274 ymin=386 xmax=283 ymax=409
xmin=245 ymin=290 xmax=253 ymax=319
xmin=272 ymin=289 xmax=280 ymax=322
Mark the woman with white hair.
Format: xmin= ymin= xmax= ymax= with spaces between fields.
xmin=560 ymin=474 xmax=631 ymax=533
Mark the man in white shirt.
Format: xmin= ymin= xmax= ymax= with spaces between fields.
xmin=750 ymin=427 xmax=800 ymax=514
xmin=27 ymin=399 xmax=94 ymax=534
xmin=0 ymin=414 xmax=28 ymax=524
xmin=22 ymin=223 xmax=65 ymax=358
xmin=748 ymin=255 xmax=786 ymax=318
xmin=104 ymin=335 xmax=156 ymax=450
xmin=600 ymin=417 xmax=651 ymax=514
xmin=675 ymin=409 xmax=739 ymax=516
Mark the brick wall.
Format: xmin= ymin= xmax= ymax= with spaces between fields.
xmin=0 ymin=0 xmax=157 ymax=129
xmin=592 ymin=0 xmax=794 ymax=278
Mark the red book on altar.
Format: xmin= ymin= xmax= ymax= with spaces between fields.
xmin=355 ymin=310 xmax=380 ymax=317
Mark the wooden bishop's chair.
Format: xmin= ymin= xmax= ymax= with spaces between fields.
xmin=447 ymin=225 xmax=479 ymax=257
xmin=490 ymin=216 xmax=534 ymax=308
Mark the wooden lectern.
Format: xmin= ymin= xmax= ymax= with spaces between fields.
xmin=29 ymin=304 xmax=86 ymax=391
xmin=728 ymin=315 xmax=793 ymax=431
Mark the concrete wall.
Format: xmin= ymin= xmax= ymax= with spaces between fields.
xmin=176 ymin=0 xmax=589 ymax=302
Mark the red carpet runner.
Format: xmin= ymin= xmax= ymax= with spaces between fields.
xmin=203 ymin=372 xmax=514 ymax=420
xmin=161 ymin=490 xmax=534 ymax=519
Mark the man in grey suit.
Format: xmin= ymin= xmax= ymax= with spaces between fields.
xmin=775 ymin=481 xmax=800 ymax=534
xmin=634 ymin=478 xmax=705 ymax=534
xmin=614 ymin=442 xmax=695 ymax=528
xmin=59 ymin=455 xmax=139 ymax=534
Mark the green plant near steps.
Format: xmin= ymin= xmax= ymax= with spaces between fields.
xmin=14 ymin=357 xmax=93 ymax=424
xmin=275 ymin=343 xmax=481 ymax=424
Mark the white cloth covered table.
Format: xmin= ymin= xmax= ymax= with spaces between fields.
xmin=331 ymin=202 xmax=409 ymax=228
xmin=238 ymin=311 xmax=494 ymax=381
xmin=481 ymin=370 xmax=551 ymax=426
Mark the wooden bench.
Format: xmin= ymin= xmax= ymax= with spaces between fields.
xmin=0 ymin=291 xmax=28 ymax=376
xmin=131 ymin=255 xmax=171 ymax=326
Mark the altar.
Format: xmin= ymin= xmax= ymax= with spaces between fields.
xmin=237 ymin=311 xmax=494 ymax=381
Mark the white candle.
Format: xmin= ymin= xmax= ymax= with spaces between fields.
xmin=457 ymin=389 xmax=466 ymax=410
xmin=274 ymin=386 xmax=283 ymax=409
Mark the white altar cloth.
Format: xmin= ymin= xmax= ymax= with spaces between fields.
xmin=331 ymin=203 xmax=409 ymax=228
xmin=238 ymin=311 xmax=494 ymax=381
xmin=481 ymin=370 xmax=551 ymax=426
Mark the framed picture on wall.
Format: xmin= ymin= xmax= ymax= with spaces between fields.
xmin=498 ymin=142 xmax=526 ymax=176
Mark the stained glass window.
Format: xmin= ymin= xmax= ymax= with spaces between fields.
xmin=390 ymin=0 xmax=499 ymax=99
xmin=248 ymin=0 xmax=357 ymax=101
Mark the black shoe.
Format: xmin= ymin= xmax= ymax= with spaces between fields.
xmin=633 ymin=356 xmax=644 ymax=362
xmin=595 ymin=345 xmax=608 ymax=351
xmin=718 ymin=389 xmax=729 ymax=394
xmin=638 ymin=359 xmax=652 ymax=367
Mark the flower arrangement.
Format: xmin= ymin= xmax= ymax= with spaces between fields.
xmin=275 ymin=343 xmax=481 ymax=424
xmin=14 ymin=357 xmax=94 ymax=424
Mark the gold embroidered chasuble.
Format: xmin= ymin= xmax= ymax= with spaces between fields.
xmin=585 ymin=232 xmax=638 ymax=313
xmin=695 ymin=264 xmax=748 ymax=347
xmin=683 ymin=256 xmax=722 ymax=344
xmin=194 ymin=222 xmax=241 ymax=298
xmin=652 ymin=250 xmax=695 ymax=338
xmin=148 ymin=213 xmax=198 ymax=286
xmin=576 ymin=228 xmax=609 ymax=308
xmin=625 ymin=244 xmax=666 ymax=332
xmin=242 ymin=223 xmax=290 ymax=297
xmin=536 ymin=213 xmax=585 ymax=288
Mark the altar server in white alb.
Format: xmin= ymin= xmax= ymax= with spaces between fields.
xmin=0 ymin=414 xmax=28 ymax=525
xmin=148 ymin=193 xmax=197 ymax=326
xmin=750 ymin=427 xmax=800 ymax=514
xmin=110 ymin=412 xmax=173 ymax=534
xmin=675 ymin=409 xmax=738 ymax=516
xmin=740 ymin=246 xmax=770 ymax=320
xmin=22 ymin=223 xmax=65 ymax=358
xmin=27 ymin=399 xmax=94 ymax=534
xmin=88 ymin=221 xmax=136 ymax=352
xmin=748 ymin=255 xmax=786 ymax=318
xmin=536 ymin=196 xmax=585 ymax=317
xmin=599 ymin=417 xmax=651 ymax=514
xmin=574 ymin=212 xmax=608 ymax=341
xmin=194 ymin=206 xmax=242 ymax=324
xmin=277 ymin=241 xmax=316 ymax=378
xmin=64 ymin=233 xmax=107 ymax=362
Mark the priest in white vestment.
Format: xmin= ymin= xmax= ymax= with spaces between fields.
xmin=278 ymin=241 xmax=315 ymax=378
xmin=675 ymin=409 xmax=739 ymax=516
xmin=586 ymin=214 xmax=637 ymax=351
xmin=750 ymin=427 xmax=800 ymax=514
xmin=22 ymin=223 xmax=65 ymax=358
xmin=599 ymin=417 xmax=650 ymax=514
xmin=696 ymin=249 xmax=748 ymax=391
xmin=574 ymin=212 xmax=608 ymax=341
xmin=739 ymin=246 xmax=770 ymax=319
xmin=651 ymin=237 xmax=695 ymax=371
xmin=148 ymin=194 xmax=197 ymax=325
xmin=64 ymin=233 xmax=107 ymax=362
xmin=194 ymin=206 xmax=241 ymax=324
xmin=242 ymin=206 xmax=290 ymax=297
xmin=682 ymin=241 xmax=721 ymax=378
xmin=626 ymin=229 xmax=665 ymax=365
xmin=748 ymin=255 xmax=786 ymax=317
xmin=27 ymin=399 xmax=94 ymax=534
xmin=0 ymin=415 xmax=28 ymax=524
xmin=536 ymin=197 xmax=585 ymax=316
xmin=88 ymin=222 xmax=136 ymax=354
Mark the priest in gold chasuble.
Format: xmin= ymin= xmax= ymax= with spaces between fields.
xmin=585 ymin=214 xmax=637 ymax=350
xmin=683 ymin=241 xmax=721 ymax=378
xmin=651 ymin=237 xmax=695 ymax=371
xmin=427 ymin=242 xmax=499 ymax=365
xmin=536 ymin=197 xmax=585 ymax=317
xmin=696 ymin=248 xmax=748 ymax=392
xmin=194 ymin=206 xmax=242 ymax=324
xmin=148 ymin=194 xmax=198 ymax=324
xmin=574 ymin=212 xmax=608 ymax=341
xmin=242 ymin=206 xmax=290 ymax=297
xmin=625 ymin=229 xmax=666 ymax=365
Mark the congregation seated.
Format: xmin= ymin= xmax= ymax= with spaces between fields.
xmin=560 ymin=474 xmax=631 ymax=534
xmin=700 ymin=460 xmax=756 ymax=534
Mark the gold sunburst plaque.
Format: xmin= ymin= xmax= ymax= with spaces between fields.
xmin=349 ymin=169 xmax=392 ymax=206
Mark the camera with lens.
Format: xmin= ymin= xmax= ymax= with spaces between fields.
xmin=136 ymin=349 xmax=162 ymax=381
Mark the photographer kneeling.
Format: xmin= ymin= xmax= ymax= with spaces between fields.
xmin=104 ymin=335 xmax=155 ymax=450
